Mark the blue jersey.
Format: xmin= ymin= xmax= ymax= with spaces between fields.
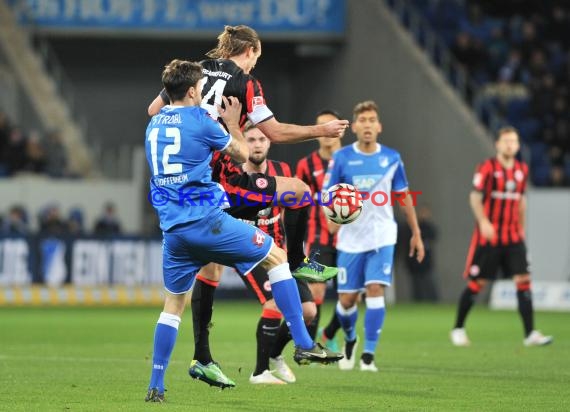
xmin=323 ymin=142 xmax=409 ymax=253
xmin=145 ymin=105 xmax=231 ymax=231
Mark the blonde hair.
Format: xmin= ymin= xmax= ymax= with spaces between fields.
xmin=206 ymin=25 xmax=260 ymax=59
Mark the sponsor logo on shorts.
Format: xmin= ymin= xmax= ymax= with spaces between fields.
xmin=263 ymin=280 xmax=272 ymax=292
xmin=255 ymin=178 xmax=268 ymax=189
xmin=252 ymin=230 xmax=266 ymax=247
xmin=383 ymin=263 xmax=392 ymax=275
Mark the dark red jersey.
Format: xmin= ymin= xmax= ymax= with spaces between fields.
xmin=200 ymin=58 xmax=274 ymax=186
xmin=296 ymin=150 xmax=337 ymax=250
xmin=240 ymin=160 xmax=291 ymax=248
xmin=471 ymin=157 xmax=528 ymax=246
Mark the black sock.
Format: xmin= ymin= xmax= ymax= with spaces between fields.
xmin=269 ymin=321 xmax=293 ymax=358
xmin=284 ymin=206 xmax=310 ymax=271
xmin=454 ymin=286 xmax=478 ymax=329
xmin=324 ymin=310 xmax=341 ymax=340
xmin=517 ymin=288 xmax=534 ymax=337
xmin=306 ymin=303 xmax=321 ymax=340
xmin=361 ymin=352 xmax=374 ymax=365
xmin=254 ymin=316 xmax=281 ymax=376
xmin=345 ymin=337 xmax=357 ymax=360
xmin=191 ymin=278 xmax=216 ymax=364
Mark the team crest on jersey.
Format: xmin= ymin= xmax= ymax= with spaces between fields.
xmin=469 ymin=265 xmax=480 ymax=276
xmin=514 ymin=169 xmax=524 ymax=181
xmin=252 ymin=230 xmax=266 ymax=247
xmin=383 ymin=263 xmax=392 ymax=275
xmin=505 ymin=180 xmax=516 ymax=192
xmin=379 ymin=156 xmax=389 ymax=168
xmin=255 ymin=177 xmax=268 ymax=189
xmin=252 ymin=96 xmax=265 ymax=109
xmin=263 ymin=280 xmax=272 ymax=292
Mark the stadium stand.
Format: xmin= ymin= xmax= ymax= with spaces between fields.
xmin=386 ymin=0 xmax=570 ymax=186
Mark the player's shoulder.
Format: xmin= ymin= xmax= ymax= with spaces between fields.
xmin=516 ymin=159 xmax=529 ymax=173
xmin=379 ymin=144 xmax=402 ymax=161
xmin=335 ymin=144 xmax=354 ymax=157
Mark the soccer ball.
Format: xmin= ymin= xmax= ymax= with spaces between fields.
xmin=322 ymin=183 xmax=363 ymax=224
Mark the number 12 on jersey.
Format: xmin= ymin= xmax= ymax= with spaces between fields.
xmin=147 ymin=127 xmax=182 ymax=176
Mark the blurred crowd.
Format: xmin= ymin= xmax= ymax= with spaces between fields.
xmin=415 ymin=0 xmax=570 ymax=186
xmin=0 ymin=202 xmax=122 ymax=237
xmin=0 ymin=111 xmax=71 ymax=178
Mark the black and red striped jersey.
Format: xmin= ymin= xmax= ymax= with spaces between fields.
xmin=201 ymin=59 xmax=274 ymax=127
xmin=240 ymin=160 xmax=291 ymax=249
xmin=296 ymin=150 xmax=337 ymax=250
xmin=472 ymin=157 xmax=528 ymax=246
xmin=200 ymin=59 xmax=274 ymax=186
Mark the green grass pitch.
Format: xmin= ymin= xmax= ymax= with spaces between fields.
xmin=1 ymin=302 xmax=568 ymax=411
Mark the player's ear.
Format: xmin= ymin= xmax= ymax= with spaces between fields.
xmin=187 ymin=85 xmax=195 ymax=99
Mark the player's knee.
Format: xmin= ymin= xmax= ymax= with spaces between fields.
xmin=308 ymin=283 xmax=326 ymax=302
xmin=514 ymin=275 xmax=531 ymax=291
xmin=467 ymin=279 xmax=485 ymax=293
xmin=338 ymin=293 xmax=357 ymax=309
xmin=163 ymin=293 xmax=187 ymax=317
xmin=262 ymin=300 xmax=281 ymax=314
xmin=302 ymin=301 xmax=317 ymax=323
xmin=262 ymin=245 xmax=288 ymax=269
xmin=199 ymin=263 xmax=222 ymax=281
xmin=365 ymin=283 xmax=384 ymax=297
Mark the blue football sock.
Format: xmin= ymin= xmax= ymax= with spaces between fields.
xmin=148 ymin=312 xmax=181 ymax=393
xmin=363 ymin=296 xmax=386 ymax=354
xmin=267 ymin=263 xmax=314 ymax=349
xmin=336 ymin=301 xmax=358 ymax=342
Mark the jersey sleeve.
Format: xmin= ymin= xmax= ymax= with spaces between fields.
xmin=472 ymin=160 xmax=492 ymax=192
xmin=323 ymin=152 xmax=341 ymax=190
xmin=392 ymin=156 xmax=409 ymax=191
xmin=245 ymin=78 xmax=274 ymax=125
xmin=202 ymin=113 xmax=232 ymax=151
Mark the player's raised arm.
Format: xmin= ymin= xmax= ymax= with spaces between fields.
xmin=148 ymin=89 xmax=169 ymax=116
xmin=256 ymin=117 xmax=349 ymax=144
xmin=218 ymin=96 xmax=248 ymax=163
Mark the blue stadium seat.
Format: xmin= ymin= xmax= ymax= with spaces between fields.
xmin=506 ymin=98 xmax=530 ymax=122
xmin=531 ymin=161 xmax=552 ymax=186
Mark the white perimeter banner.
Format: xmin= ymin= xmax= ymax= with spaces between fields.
xmin=490 ymin=280 xmax=570 ymax=311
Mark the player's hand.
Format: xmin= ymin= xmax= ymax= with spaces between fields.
xmin=409 ymin=233 xmax=425 ymax=263
xmin=217 ymin=96 xmax=242 ymax=128
xmin=479 ymin=219 xmax=495 ymax=240
xmin=322 ymin=119 xmax=349 ymax=138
